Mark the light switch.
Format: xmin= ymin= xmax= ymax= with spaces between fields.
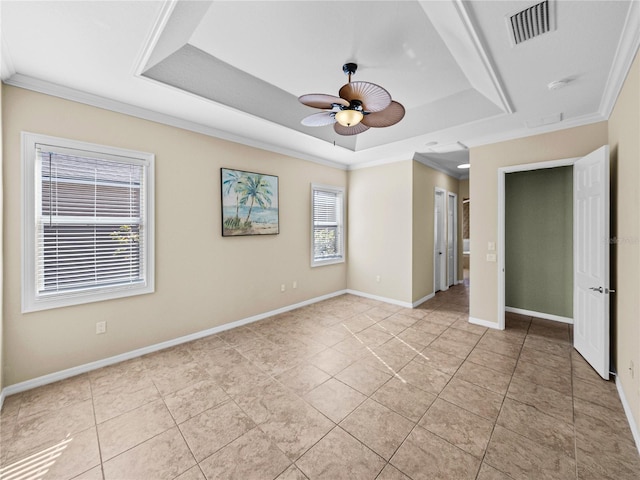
xmin=488 ymin=242 xmax=496 ymax=251
xmin=486 ymin=253 xmax=497 ymax=262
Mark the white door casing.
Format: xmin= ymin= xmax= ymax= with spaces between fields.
xmin=434 ymin=188 xmax=446 ymax=292
xmin=573 ymin=145 xmax=610 ymax=380
xmin=447 ymin=192 xmax=457 ymax=286
xmin=497 ymin=153 xmax=603 ymax=334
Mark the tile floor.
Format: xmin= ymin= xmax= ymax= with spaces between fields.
xmin=1 ymin=285 xmax=639 ymax=479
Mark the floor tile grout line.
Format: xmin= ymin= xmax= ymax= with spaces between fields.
xmin=481 ymin=316 xmax=592 ymax=479
xmin=472 ymin=315 xmax=532 ymax=480
xmin=571 ymin=351 xmax=580 ymax=480
xmin=405 ymin=312 xmax=500 ymax=479
xmin=88 ymin=378 xmax=107 ymax=480
xmin=357 ymin=302 xmax=485 ymax=480
xmin=158 ymin=387 xmax=204 ymax=480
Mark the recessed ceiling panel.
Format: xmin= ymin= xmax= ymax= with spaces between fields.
xmin=189 ymin=1 xmax=472 ymax=109
xmin=142 ymin=44 xmax=356 ymax=150
xmin=141 ymin=0 xmax=511 ymax=151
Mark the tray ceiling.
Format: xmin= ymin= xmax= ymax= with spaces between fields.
xmin=2 ymin=1 xmax=638 ymax=171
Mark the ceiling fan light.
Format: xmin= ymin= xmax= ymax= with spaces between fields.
xmin=335 ymin=109 xmax=363 ymax=127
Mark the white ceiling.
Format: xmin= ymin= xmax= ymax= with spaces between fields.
xmin=2 ymin=1 xmax=638 ymax=177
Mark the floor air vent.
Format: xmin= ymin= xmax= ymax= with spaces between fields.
xmin=508 ymin=0 xmax=555 ymax=45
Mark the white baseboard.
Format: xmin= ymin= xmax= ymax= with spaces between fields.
xmin=0 ymin=289 xmax=348 ymax=404
xmin=615 ymin=376 xmax=640 ymax=455
xmin=345 ymin=289 xmax=413 ymax=309
xmin=412 ymin=292 xmax=435 ymax=308
xmin=469 ymin=316 xmax=502 ymax=330
xmin=505 ymin=307 xmax=573 ymax=324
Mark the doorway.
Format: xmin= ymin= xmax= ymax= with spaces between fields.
xmin=497 ymin=146 xmax=611 ymax=379
xmin=498 ymin=157 xmax=576 ymax=329
xmin=434 ymin=188 xmax=446 ymax=292
xmin=505 ymin=167 xmax=573 ymax=321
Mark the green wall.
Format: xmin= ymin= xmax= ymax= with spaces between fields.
xmin=505 ymin=166 xmax=573 ymax=318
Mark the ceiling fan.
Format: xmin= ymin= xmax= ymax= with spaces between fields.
xmin=298 ymin=63 xmax=405 ymax=136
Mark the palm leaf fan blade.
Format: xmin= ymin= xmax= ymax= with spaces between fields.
xmin=298 ymin=94 xmax=349 ymax=109
xmin=361 ymin=101 xmax=406 ymax=128
xmin=338 ymin=81 xmax=391 ymax=112
xmin=302 ymin=112 xmax=336 ymax=127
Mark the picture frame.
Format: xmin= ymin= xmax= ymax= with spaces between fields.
xmin=221 ymin=168 xmax=279 ymax=236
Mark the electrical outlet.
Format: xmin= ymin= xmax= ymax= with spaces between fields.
xmin=281 ymin=284 xmax=286 ymax=292
xmin=292 ymin=281 xmax=297 ymax=289
xmin=488 ymin=241 xmax=496 ymax=251
xmin=96 ymin=321 xmax=106 ymax=334
xmin=376 ymin=275 xmax=381 ymax=283
xmin=486 ymin=253 xmax=497 ymax=262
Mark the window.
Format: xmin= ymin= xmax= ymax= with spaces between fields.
xmin=311 ymin=184 xmax=345 ymax=267
xmin=22 ymin=132 xmax=154 ymax=312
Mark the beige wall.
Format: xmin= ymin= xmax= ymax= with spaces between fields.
xmin=608 ymin=50 xmax=640 ymax=434
xmin=469 ymin=122 xmax=609 ymax=325
xmin=412 ymin=162 xmax=459 ymax=303
xmin=2 ymin=86 xmax=347 ymax=385
xmin=347 ymin=161 xmax=413 ymax=303
xmin=347 ymin=160 xmax=460 ymax=306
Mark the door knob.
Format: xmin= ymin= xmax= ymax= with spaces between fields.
xmin=589 ymin=286 xmax=604 ymax=293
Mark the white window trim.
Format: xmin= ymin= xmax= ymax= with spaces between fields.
xmin=21 ymin=132 xmax=155 ymax=313
xmin=311 ymin=183 xmax=345 ymax=268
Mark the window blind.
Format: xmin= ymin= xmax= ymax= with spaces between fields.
xmin=312 ymin=186 xmax=344 ymax=263
xmin=36 ymin=145 xmax=145 ymax=296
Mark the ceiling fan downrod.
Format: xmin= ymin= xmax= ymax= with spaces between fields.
xmin=342 ymin=62 xmax=357 ymax=83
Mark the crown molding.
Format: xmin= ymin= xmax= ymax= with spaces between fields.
xmin=1 ymin=30 xmax=16 ymax=81
xmin=599 ymin=0 xmax=640 ymax=119
xmin=347 ymin=153 xmax=415 ymax=171
xmin=4 ymin=73 xmax=611 ymax=174
xmin=3 ymin=74 xmax=347 ymax=171
xmin=413 ymin=152 xmax=466 ymax=180
xmin=467 ymin=111 xmax=607 ymax=150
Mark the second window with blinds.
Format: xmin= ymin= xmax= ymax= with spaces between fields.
xmin=311 ymin=184 xmax=345 ymax=267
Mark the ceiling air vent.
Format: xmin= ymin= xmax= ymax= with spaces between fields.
xmin=508 ymin=0 xmax=555 ymax=45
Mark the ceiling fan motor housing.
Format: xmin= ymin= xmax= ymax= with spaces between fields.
xmin=343 ymin=63 xmax=358 ymax=76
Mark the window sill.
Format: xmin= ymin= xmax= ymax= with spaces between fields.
xmin=311 ymin=258 xmax=345 ymax=268
xmin=22 ymin=282 xmax=154 ymax=313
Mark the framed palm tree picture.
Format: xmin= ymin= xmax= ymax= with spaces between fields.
xmin=221 ymin=168 xmax=279 ymax=236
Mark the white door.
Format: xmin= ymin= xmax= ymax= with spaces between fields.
xmin=434 ymin=189 xmax=446 ymax=292
xmin=574 ymin=145 xmax=610 ymax=380
xmin=447 ymin=193 xmax=457 ymax=286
